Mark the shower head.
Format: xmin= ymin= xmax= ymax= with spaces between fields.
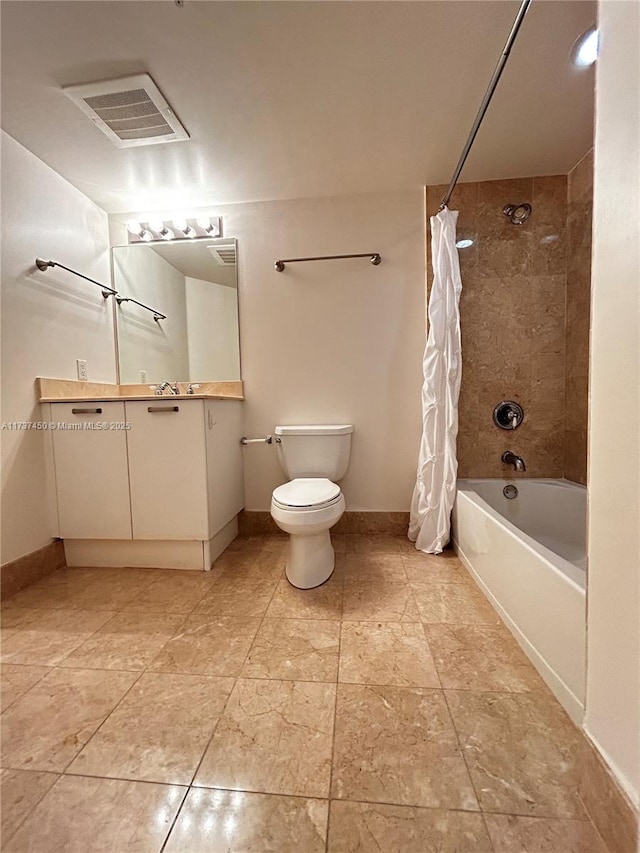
xmin=503 ymin=203 xmax=532 ymax=225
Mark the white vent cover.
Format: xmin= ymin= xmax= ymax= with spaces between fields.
xmin=207 ymin=239 xmax=236 ymax=266
xmin=63 ymin=73 xmax=189 ymax=148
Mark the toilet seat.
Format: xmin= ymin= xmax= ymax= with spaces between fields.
xmin=272 ymin=478 xmax=341 ymax=510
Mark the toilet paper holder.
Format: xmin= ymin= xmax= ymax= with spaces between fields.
xmin=240 ymin=435 xmax=280 ymax=445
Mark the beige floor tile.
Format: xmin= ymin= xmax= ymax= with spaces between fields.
xmin=68 ymin=672 xmax=234 ymax=784
xmin=338 ymin=554 xmax=408 ymax=583
xmin=424 ymin=624 xmax=546 ymax=692
xmin=411 ymin=582 xmax=500 ymax=624
xmin=195 ymin=678 xmax=335 ymax=797
xmin=346 ymin=535 xmax=408 ymax=554
xmin=0 ymin=769 xmax=59 ymax=843
xmin=0 ymin=609 xmax=116 ymax=665
xmin=210 ymin=572 xmax=281 ymax=593
xmin=332 ymin=683 xmax=478 ymax=810
xmin=0 ymin=663 xmax=51 ymax=711
xmin=266 ymin=579 xmax=343 ymax=620
xmin=339 ymin=621 xmax=440 ymax=687
xmin=194 ymin=585 xmax=275 ymax=618
xmin=0 ymin=607 xmax=35 ymax=629
xmin=403 ymin=551 xmax=472 ymax=584
xmin=122 ymin=575 xmax=211 ymax=614
xmin=446 ymin=690 xmax=587 ymax=818
xmin=1 ymin=667 xmax=137 ymax=772
xmin=484 ymin=814 xmax=609 ymax=852
xmin=60 ymin=573 xmax=157 ymax=610
xmin=1 ymin=574 xmax=95 ymax=611
xmin=215 ymin=551 xmax=285 ymax=582
xmin=242 ymin=618 xmax=340 ymax=681
xmin=149 ymin=614 xmax=261 ymax=676
xmin=4 ymin=775 xmax=185 ymax=853
xmin=164 ymin=788 xmax=328 ymax=853
xmin=342 ymin=582 xmax=419 ymax=622
xmin=327 ymin=801 xmax=493 ymax=852
xmin=58 ymin=611 xmax=186 ymax=671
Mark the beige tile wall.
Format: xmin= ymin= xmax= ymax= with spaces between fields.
xmin=565 ymin=151 xmax=593 ymax=485
xmin=427 ymin=176 xmax=569 ymax=479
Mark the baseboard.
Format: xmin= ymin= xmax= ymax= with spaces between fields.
xmin=239 ymin=510 xmax=410 ymax=536
xmin=1 ymin=540 xmax=66 ymax=599
xmin=578 ymin=733 xmax=639 ymax=853
xmin=65 ymin=539 xmax=208 ymax=570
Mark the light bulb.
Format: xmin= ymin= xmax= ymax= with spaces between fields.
xmin=148 ymin=219 xmax=165 ymax=234
xmin=172 ymin=217 xmax=188 ymax=233
xmin=161 ymin=228 xmax=175 ymax=241
xmin=573 ymin=27 xmax=599 ymax=68
xmin=126 ymin=219 xmax=143 ymax=236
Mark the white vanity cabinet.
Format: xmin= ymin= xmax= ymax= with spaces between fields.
xmin=50 ymin=402 xmax=132 ymax=540
xmin=126 ymin=401 xmax=209 ymax=539
xmin=49 ymin=398 xmax=244 ymax=569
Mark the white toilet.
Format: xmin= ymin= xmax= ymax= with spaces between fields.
xmin=270 ymin=424 xmax=353 ymax=589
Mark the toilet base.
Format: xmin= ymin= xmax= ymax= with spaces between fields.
xmin=286 ymin=531 xmax=335 ymax=589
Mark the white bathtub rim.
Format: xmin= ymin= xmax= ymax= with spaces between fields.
xmin=456 ymin=480 xmax=586 ymax=592
xmin=453 ymin=537 xmax=585 ymax=726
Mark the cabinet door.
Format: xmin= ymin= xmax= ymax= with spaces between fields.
xmin=126 ymin=400 xmax=209 ymax=539
xmin=205 ymin=401 xmax=245 ymax=535
xmin=52 ymin=402 xmax=132 ymax=539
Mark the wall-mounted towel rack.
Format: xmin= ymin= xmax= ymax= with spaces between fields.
xmin=274 ymin=252 xmax=381 ymax=272
xmin=35 ymin=258 xmax=117 ymax=299
xmin=115 ymin=295 xmax=166 ymax=322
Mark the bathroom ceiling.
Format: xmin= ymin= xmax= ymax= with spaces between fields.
xmin=0 ymin=0 xmax=596 ymax=214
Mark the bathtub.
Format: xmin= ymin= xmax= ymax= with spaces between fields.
xmin=452 ymin=478 xmax=586 ymax=723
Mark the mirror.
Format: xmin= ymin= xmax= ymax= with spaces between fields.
xmin=112 ymin=237 xmax=240 ymax=384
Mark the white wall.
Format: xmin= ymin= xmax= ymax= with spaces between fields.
xmin=585 ymin=0 xmax=640 ymax=809
xmin=1 ymin=132 xmax=114 ymax=564
xmin=223 ymin=190 xmax=426 ymax=510
xmin=114 ymin=191 xmax=425 ymax=510
xmin=185 ymin=277 xmax=241 ymax=381
xmin=113 ymin=247 xmax=189 ymax=384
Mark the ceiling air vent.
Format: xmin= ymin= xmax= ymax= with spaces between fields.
xmin=207 ymin=239 xmax=237 ymax=266
xmin=63 ymin=73 xmax=189 ymax=148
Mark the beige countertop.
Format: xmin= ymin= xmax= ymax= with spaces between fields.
xmin=36 ymin=377 xmax=244 ymax=403
xmin=41 ymin=394 xmax=244 ymax=403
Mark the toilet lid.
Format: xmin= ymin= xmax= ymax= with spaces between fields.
xmin=273 ymin=478 xmax=341 ymax=508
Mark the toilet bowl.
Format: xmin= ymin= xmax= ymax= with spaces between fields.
xmin=269 ymin=425 xmax=353 ymax=589
xmin=271 ymin=478 xmax=345 ymax=588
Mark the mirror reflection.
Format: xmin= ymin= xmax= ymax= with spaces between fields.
xmin=112 ymin=237 xmax=240 ymax=384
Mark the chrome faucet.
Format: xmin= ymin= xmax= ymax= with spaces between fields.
xmin=156 ymin=381 xmax=180 ymax=396
xmin=502 ymin=451 xmax=526 ymax=472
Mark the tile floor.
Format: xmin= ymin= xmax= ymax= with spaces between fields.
xmin=0 ymin=534 xmax=608 ymax=852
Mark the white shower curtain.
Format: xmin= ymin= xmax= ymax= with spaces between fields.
xmin=409 ymin=207 xmax=463 ymax=553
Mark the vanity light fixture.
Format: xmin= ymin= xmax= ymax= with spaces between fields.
xmin=149 ymin=219 xmax=175 ymax=240
xmin=126 ymin=216 xmax=222 ymax=243
xmin=172 ymin=217 xmax=196 ymax=238
xmin=126 ymin=219 xmax=153 ymax=242
xmin=196 ymin=216 xmax=220 ymax=236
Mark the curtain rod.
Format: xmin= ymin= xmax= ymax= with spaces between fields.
xmin=440 ymin=0 xmax=533 ymax=210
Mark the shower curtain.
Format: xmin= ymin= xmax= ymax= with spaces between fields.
xmin=409 ymin=207 xmax=463 ymax=553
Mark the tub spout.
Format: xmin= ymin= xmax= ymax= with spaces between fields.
xmin=502 ymin=451 xmax=526 ymax=472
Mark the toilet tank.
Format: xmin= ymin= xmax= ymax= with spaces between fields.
xmin=275 ymin=425 xmax=353 ymax=480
